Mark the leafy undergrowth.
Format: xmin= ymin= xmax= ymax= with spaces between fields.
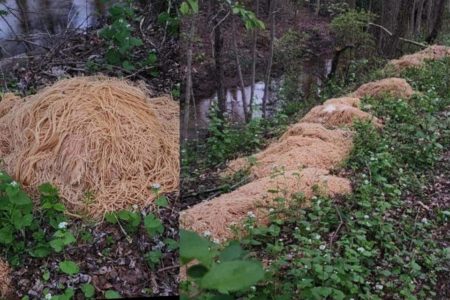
xmin=0 ymin=176 xmax=179 ymax=299
xmin=181 ymin=58 xmax=450 ymax=299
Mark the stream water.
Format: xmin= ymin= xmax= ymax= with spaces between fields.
xmin=188 ymin=56 xmax=332 ymax=139
xmin=0 ymin=0 xmax=108 ymax=57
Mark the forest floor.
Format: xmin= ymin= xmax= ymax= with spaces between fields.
xmin=0 ymin=4 xmax=180 ymax=299
xmin=189 ymin=4 xmax=334 ymax=99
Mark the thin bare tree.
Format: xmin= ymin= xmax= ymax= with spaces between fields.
xmin=248 ymin=0 xmax=260 ymax=121
xmin=262 ymin=0 xmax=275 ymax=118
xmin=231 ymin=15 xmax=249 ymax=122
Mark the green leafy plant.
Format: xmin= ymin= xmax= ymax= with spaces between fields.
xmin=99 ymin=1 xmax=157 ymax=73
xmin=105 ymin=290 xmax=122 ymax=299
xmin=59 ymin=260 xmax=80 ymax=276
xmin=0 ymin=174 xmax=73 ymax=265
xmin=105 ymin=209 xmax=141 ymax=233
xmin=81 ymin=283 xmax=95 ymax=298
xmin=144 ymin=213 xmax=164 ymax=237
xmin=145 ymin=250 xmax=163 ymax=269
xmin=180 ymin=230 xmax=265 ymax=298
xmin=233 ymin=58 xmax=450 ymax=299
xmin=180 ymin=0 xmax=199 ymax=16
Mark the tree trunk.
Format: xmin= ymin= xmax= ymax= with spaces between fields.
xmin=382 ymin=0 xmax=410 ymax=57
xmin=231 ymin=16 xmax=249 ymax=123
xmin=426 ymin=0 xmax=447 ymax=43
xmin=262 ymin=0 xmax=275 ymax=118
xmin=347 ymin=0 xmax=356 ymax=9
xmin=315 ymin=0 xmax=320 ymax=16
xmin=213 ymin=13 xmax=226 ymax=121
xmin=182 ymin=16 xmax=196 ymax=142
xmin=328 ymin=45 xmax=354 ymax=80
xmin=248 ymin=0 xmax=259 ymax=121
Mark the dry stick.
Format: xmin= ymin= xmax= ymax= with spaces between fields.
xmin=160 ymin=0 xmax=172 ymax=48
xmin=368 ymin=22 xmax=428 ymax=49
xmin=262 ymin=0 xmax=276 ymax=119
xmin=329 ymin=205 xmax=344 ymax=247
xmin=5 ymin=38 xmax=51 ymax=50
xmin=157 ymin=264 xmax=180 ymax=273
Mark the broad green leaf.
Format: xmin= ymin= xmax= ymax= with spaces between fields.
xmin=0 ymin=226 xmax=13 ymax=244
xmin=200 ymin=260 xmax=264 ymax=293
xmin=219 ymin=241 xmax=247 ymax=262
xmin=105 ymin=290 xmax=121 ymax=299
xmin=180 ymin=2 xmax=190 ymax=15
xmin=81 ymin=283 xmax=95 ymax=298
xmin=59 ymin=260 xmax=80 ymax=275
xmin=187 ymin=264 xmax=209 ymax=278
xmin=29 ymin=244 xmax=52 ymax=258
xmin=155 ymin=196 xmax=169 ymax=208
xmin=144 ymin=213 xmax=164 ymax=236
xmin=180 ymin=229 xmax=213 ymax=266
xmin=50 ymin=239 xmax=65 ymax=252
xmin=105 ymin=212 xmax=118 ymax=224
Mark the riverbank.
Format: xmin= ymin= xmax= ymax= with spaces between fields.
xmin=0 ymin=1 xmax=179 ymax=97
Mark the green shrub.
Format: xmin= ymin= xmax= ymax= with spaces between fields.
xmin=180 ymin=230 xmax=265 ymax=299
xmin=0 ymin=172 xmax=73 ymax=266
xmin=235 ymin=59 xmax=450 ymax=299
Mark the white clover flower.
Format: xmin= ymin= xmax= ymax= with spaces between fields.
xmin=319 ymin=244 xmax=326 ymax=250
xmin=10 ymin=181 xmax=18 ymax=187
xmin=364 ymin=215 xmax=369 ymax=219
xmin=294 ymin=227 xmax=299 ymax=231
xmin=364 ymin=179 xmax=369 ymax=185
xmin=58 ymin=222 xmax=68 ymax=229
xmin=421 ymin=217 xmax=428 ymax=224
xmin=357 ymin=247 xmax=365 ymax=253
xmin=202 ymin=230 xmax=211 ymax=237
xmin=375 ymin=284 xmax=384 ymax=290
xmin=247 ymin=211 xmax=256 ymax=218
xmin=151 ymin=183 xmax=161 ymax=190
xmin=314 ymin=234 xmax=321 ymax=240
xmin=45 ymin=293 xmax=52 ymax=300
xmin=268 ymin=208 xmax=274 ymax=213
xmin=306 ymin=227 xmax=310 ymax=231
